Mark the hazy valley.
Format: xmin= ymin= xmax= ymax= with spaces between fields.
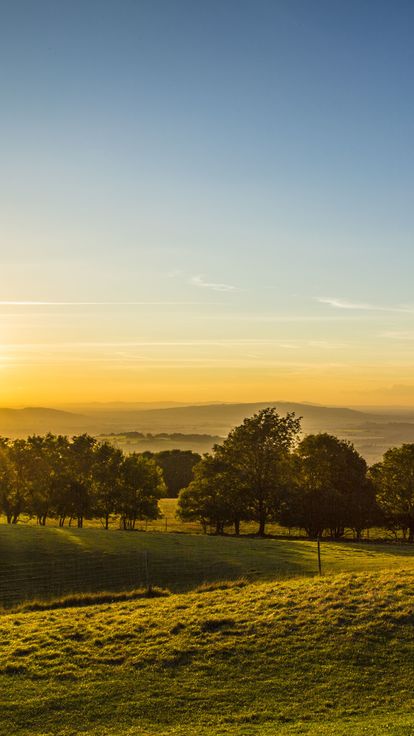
xmin=3 ymin=401 xmax=414 ymax=463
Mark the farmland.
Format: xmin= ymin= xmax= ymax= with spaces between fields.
xmin=1 ymin=569 xmax=413 ymax=735
xmin=1 ymin=523 xmax=414 ymax=608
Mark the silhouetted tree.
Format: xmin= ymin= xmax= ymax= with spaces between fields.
xmin=92 ymin=442 xmax=124 ymax=529
xmin=67 ymin=435 xmax=96 ymax=528
xmin=149 ymin=449 xmax=201 ymax=498
xmin=370 ymin=444 xmax=414 ymax=541
xmin=0 ymin=438 xmax=24 ymax=524
xmin=117 ymin=454 xmax=165 ymax=530
xmin=215 ymin=408 xmax=301 ymax=536
xmin=177 ymin=453 xmax=246 ymax=534
xmin=281 ymin=434 xmax=374 ymax=538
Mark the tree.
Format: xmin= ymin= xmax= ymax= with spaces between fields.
xmin=4 ymin=439 xmax=34 ymax=524
xmin=67 ymin=435 xmax=97 ymax=528
xmin=23 ymin=435 xmax=53 ymax=525
xmin=281 ymin=434 xmax=374 ymax=538
xmin=0 ymin=438 xmax=24 ymax=524
xmin=217 ymin=408 xmax=301 ymax=536
xmin=117 ymin=454 xmax=165 ymax=530
xmin=370 ymin=444 xmax=414 ymax=541
xmin=177 ymin=453 xmax=246 ymax=534
xmin=150 ymin=450 xmax=201 ymax=498
xmin=92 ymin=442 xmax=124 ymax=529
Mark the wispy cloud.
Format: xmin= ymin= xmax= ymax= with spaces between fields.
xmin=0 ymin=301 xmax=221 ymax=307
xmin=316 ymin=297 xmax=414 ymax=313
xmin=190 ymin=276 xmax=236 ymax=292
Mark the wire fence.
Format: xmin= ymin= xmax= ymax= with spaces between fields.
xmin=0 ymin=529 xmax=325 ymax=609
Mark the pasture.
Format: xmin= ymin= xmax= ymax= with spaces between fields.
xmin=4 ymin=497 xmax=408 ymax=539
xmin=1 ymin=569 xmax=413 ymax=735
xmin=1 ymin=523 xmax=414 ymax=608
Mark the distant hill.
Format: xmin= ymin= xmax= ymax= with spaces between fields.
xmin=81 ymin=401 xmax=382 ymax=433
xmin=4 ymin=401 xmax=414 ymax=462
xmin=0 ymin=407 xmax=93 ymax=437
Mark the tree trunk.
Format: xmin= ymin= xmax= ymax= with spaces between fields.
xmin=258 ymin=515 xmax=266 ymax=537
xmin=234 ymin=518 xmax=240 ymax=536
xmin=105 ymin=513 xmax=109 ymax=530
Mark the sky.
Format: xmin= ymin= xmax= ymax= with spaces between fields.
xmin=1 ymin=0 xmax=414 ymax=407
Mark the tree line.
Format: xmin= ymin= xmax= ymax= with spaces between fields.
xmin=177 ymin=408 xmax=414 ymax=540
xmin=1 ymin=408 xmax=414 ymax=540
xmin=0 ymin=434 xmax=166 ymax=529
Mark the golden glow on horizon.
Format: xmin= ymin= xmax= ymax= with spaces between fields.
xmin=3 ymin=303 xmax=414 ymax=408
xmin=3 ymin=355 xmax=414 ymax=407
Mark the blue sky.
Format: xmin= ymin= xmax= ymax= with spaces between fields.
xmin=1 ymin=1 xmax=414 ymax=405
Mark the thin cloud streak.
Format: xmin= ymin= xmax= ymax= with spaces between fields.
xmin=317 ymin=297 xmax=414 ymax=313
xmin=190 ymin=276 xmax=236 ymax=292
xmin=0 ymin=339 xmax=312 ymax=350
xmin=0 ymin=301 xmax=223 ymax=307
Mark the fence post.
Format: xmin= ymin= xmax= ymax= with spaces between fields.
xmin=317 ymin=536 xmax=322 ymax=576
xmin=143 ymin=550 xmax=151 ymax=594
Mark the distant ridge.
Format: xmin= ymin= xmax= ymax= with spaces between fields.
xmin=3 ymin=401 xmax=414 ymax=463
xmin=0 ymin=407 xmax=91 ymax=436
xmin=92 ymin=401 xmax=383 ymax=434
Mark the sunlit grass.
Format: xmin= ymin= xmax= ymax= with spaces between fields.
xmin=1 ymin=570 xmax=413 ymax=735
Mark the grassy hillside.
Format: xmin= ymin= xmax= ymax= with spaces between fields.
xmin=1 ymin=570 xmax=413 ymax=735
xmin=1 ymin=524 xmax=414 ymax=608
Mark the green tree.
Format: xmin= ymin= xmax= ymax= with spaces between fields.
xmin=67 ymin=435 xmax=97 ymax=528
xmin=150 ymin=450 xmax=201 ymax=498
xmin=0 ymin=438 xmax=24 ymax=524
xmin=370 ymin=444 xmax=414 ymax=541
xmin=117 ymin=454 xmax=165 ymax=530
xmin=217 ymin=408 xmax=301 ymax=536
xmin=177 ymin=453 xmax=245 ymax=534
xmin=23 ymin=435 xmax=53 ymax=525
xmin=92 ymin=442 xmax=124 ymax=529
xmin=281 ymin=434 xmax=373 ymax=538
xmin=45 ymin=435 xmax=74 ymax=527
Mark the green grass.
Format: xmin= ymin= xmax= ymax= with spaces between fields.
xmin=1 ymin=523 xmax=414 ymax=608
xmin=1 ymin=570 xmax=413 ymax=735
xmin=4 ymin=497 xmax=408 ymax=540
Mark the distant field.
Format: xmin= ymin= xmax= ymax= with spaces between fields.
xmin=1 ymin=570 xmax=413 ymax=735
xmin=1 ymin=523 xmax=414 ymax=608
xmin=1 ymin=497 xmax=406 ymax=539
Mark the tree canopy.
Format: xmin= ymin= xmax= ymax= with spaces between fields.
xmin=370 ymin=444 xmax=414 ymax=541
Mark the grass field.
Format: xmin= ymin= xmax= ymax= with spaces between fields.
xmin=4 ymin=497 xmax=407 ymax=540
xmin=1 ymin=569 xmax=413 ymax=735
xmin=1 ymin=523 xmax=414 ymax=608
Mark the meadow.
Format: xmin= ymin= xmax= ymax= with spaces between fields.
xmin=2 ymin=497 xmax=406 ymax=538
xmin=1 ymin=569 xmax=413 ymax=735
xmin=1 ymin=522 xmax=414 ymax=608
xmin=2 ymin=519 xmax=414 ymax=734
